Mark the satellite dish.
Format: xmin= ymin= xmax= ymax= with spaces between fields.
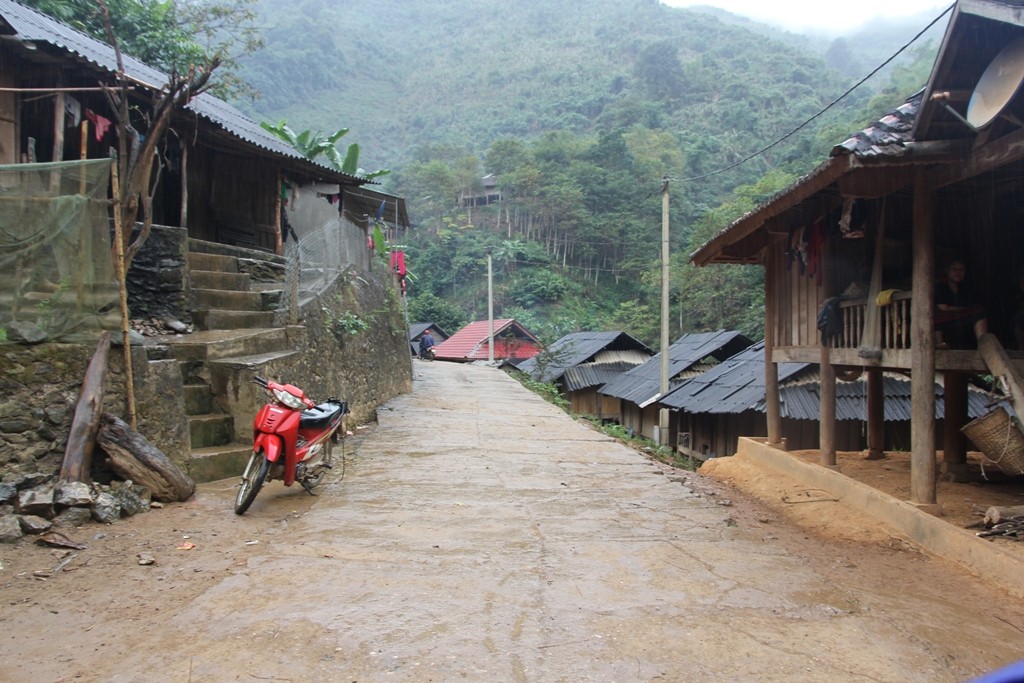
xmin=967 ymin=36 xmax=1024 ymax=129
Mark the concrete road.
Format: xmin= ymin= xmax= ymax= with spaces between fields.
xmin=4 ymin=361 xmax=1024 ymax=682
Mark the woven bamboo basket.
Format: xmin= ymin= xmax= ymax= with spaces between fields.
xmin=961 ymin=407 xmax=1024 ymax=476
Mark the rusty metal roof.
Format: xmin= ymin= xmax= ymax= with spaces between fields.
xmin=434 ymin=319 xmax=542 ymax=362
xmin=518 ymin=331 xmax=653 ymax=384
xmin=599 ymin=330 xmax=753 ymax=405
xmin=831 ymin=92 xmax=921 ymax=158
xmin=0 ymin=0 xmax=364 ymax=183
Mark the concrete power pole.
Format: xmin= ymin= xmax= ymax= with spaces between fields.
xmin=659 ymin=178 xmax=670 ymax=446
xmin=487 ymin=248 xmax=495 ymax=364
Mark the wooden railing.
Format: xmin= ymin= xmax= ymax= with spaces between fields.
xmin=836 ymin=291 xmax=912 ymax=350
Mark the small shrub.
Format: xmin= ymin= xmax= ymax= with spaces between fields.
xmin=333 ymin=311 xmax=370 ymax=337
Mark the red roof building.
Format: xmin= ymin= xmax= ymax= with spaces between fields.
xmin=434 ymin=319 xmax=542 ymax=364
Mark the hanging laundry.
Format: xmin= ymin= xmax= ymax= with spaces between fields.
xmin=64 ymin=96 xmax=81 ymax=127
xmin=817 ymin=296 xmax=844 ymax=345
xmin=838 ymin=198 xmax=866 ymax=238
xmin=84 ymin=109 xmax=111 ymax=141
xmin=390 ymin=250 xmax=407 ymax=277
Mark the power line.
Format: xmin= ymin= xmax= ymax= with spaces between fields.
xmin=669 ymin=4 xmax=955 ymax=185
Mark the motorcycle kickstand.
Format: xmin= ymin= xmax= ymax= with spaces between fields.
xmin=299 ymin=478 xmax=318 ymax=496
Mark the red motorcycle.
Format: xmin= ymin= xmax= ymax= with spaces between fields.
xmin=234 ymin=375 xmax=348 ymax=515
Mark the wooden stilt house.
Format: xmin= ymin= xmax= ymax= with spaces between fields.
xmin=691 ymin=0 xmax=1024 ymax=509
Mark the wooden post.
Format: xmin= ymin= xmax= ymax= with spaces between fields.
xmin=910 ymin=171 xmax=937 ymax=507
xmin=110 ymin=160 xmax=137 ymax=428
xmin=765 ymin=252 xmax=782 ymax=445
xmin=50 ymin=90 xmax=65 ymax=191
xmin=866 ymin=367 xmax=885 ymax=460
xmin=820 ymin=344 xmax=837 ymax=467
xmin=274 ymin=171 xmax=283 ymax=256
xmin=942 ymin=371 xmax=968 ymax=479
xmin=179 ymin=143 xmax=188 ymax=230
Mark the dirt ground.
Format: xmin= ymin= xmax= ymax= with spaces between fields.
xmin=3 ymin=362 xmax=1024 ymax=682
xmin=701 ymin=448 xmax=1024 ymax=549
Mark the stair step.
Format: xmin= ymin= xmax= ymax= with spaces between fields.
xmin=194 ymin=309 xmax=276 ymax=331
xmin=183 ymin=383 xmax=214 ymax=415
xmin=209 ymin=349 xmax=302 ymax=370
xmin=188 ymin=251 xmax=239 ymax=273
xmin=188 ymin=443 xmax=253 ymax=484
xmin=189 ymin=413 xmax=235 ymax=449
xmin=191 ymin=270 xmax=251 ymax=291
xmin=154 ymin=328 xmax=291 ymax=363
xmin=193 ymin=288 xmax=265 ymax=312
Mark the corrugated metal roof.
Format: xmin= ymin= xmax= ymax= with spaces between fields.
xmin=659 ymin=341 xmax=993 ymax=421
xmin=518 ymin=331 xmax=652 ymax=383
xmin=409 ymin=322 xmax=449 ymax=342
xmin=763 ymin=374 xmax=994 ymax=421
xmin=563 ymin=362 xmax=642 ymax=392
xmin=660 ymin=341 xmax=810 ymax=413
xmin=434 ymin=319 xmax=542 ymax=362
xmin=599 ymin=330 xmax=753 ymax=405
xmin=0 ymin=0 xmax=363 ymax=183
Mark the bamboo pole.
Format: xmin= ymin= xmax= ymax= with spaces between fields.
xmin=110 ymin=159 xmax=137 ymax=428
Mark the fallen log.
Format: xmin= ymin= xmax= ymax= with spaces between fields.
xmin=96 ymin=413 xmax=195 ymax=502
xmin=60 ymin=332 xmax=111 ymax=483
xmin=984 ymin=505 xmax=1024 ymax=527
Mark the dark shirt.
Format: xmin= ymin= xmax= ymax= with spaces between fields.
xmin=935 ymin=281 xmax=977 ymax=310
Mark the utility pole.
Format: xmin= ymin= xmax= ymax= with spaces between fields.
xmin=659 ymin=178 xmax=670 ymax=446
xmin=487 ymin=247 xmax=495 ymax=364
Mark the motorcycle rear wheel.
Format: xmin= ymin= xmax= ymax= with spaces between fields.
xmin=301 ymin=438 xmax=334 ymax=490
xmin=234 ymin=450 xmax=270 ymax=515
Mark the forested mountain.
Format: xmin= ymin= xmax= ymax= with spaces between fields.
xmin=231 ymin=0 xmax=941 ymax=345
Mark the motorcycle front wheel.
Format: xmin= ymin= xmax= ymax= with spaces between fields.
xmin=234 ymin=449 xmax=271 ymax=515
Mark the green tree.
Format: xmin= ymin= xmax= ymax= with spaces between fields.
xmin=407 ymin=292 xmax=466 ymax=334
xmin=24 ymin=0 xmax=262 ymax=97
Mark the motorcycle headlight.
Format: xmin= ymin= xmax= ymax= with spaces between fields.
xmin=273 ymin=387 xmax=307 ymax=410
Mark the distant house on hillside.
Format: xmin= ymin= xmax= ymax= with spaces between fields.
xmin=518 ymin=331 xmax=653 ymax=420
xmin=460 ymin=174 xmax=502 ymax=208
xmin=599 ymin=330 xmax=752 ymax=441
xmin=434 ymin=318 xmax=542 ymax=364
xmin=409 ymin=322 xmax=450 ymax=356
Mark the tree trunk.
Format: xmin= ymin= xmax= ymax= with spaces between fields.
xmin=60 ymin=332 xmax=111 ymax=483
xmin=97 ymin=413 xmax=195 ymax=502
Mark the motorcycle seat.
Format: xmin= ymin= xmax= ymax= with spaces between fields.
xmin=300 ymin=401 xmax=345 ymax=429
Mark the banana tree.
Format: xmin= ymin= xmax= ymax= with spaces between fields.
xmin=260 ymin=120 xmax=389 ymax=180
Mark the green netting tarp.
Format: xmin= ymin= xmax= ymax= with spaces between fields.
xmin=0 ymin=159 xmax=118 ymax=343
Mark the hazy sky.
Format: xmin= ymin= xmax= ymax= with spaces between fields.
xmin=660 ymin=0 xmax=953 ymax=33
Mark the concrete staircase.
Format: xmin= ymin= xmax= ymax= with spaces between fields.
xmin=151 ymin=246 xmax=298 ymax=483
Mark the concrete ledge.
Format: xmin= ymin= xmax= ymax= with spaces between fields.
xmin=733 ymin=437 xmax=1024 ymax=600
